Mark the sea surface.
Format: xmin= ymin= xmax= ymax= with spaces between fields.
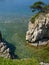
xmin=0 ymin=0 xmax=48 ymax=16
xmin=0 ymin=0 xmax=34 ymax=58
xmin=0 ymin=0 xmax=34 ymax=16
xmin=0 ymin=0 xmax=49 ymax=58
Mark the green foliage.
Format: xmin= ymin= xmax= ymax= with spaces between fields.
xmin=30 ymin=1 xmax=49 ymax=23
xmin=0 ymin=57 xmax=39 ymax=65
xmin=43 ymin=5 xmax=49 ymax=13
xmin=30 ymin=13 xmax=39 ymax=23
xmin=30 ymin=1 xmax=49 ymax=13
xmin=32 ymin=44 xmax=49 ymax=63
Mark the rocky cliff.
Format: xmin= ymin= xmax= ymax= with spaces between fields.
xmin=26 ymin=13 xmax=49 ymax=46
xmin=0 ymin=32 xmax=13 ymax=58
xmin=0 ymin=42 xmax=11 ymax=58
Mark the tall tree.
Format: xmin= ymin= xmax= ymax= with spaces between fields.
xmin=30 ymin=1 xmax=49 ymax=13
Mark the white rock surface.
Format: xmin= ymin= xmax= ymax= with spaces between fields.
xmin=26 ymin=13 xmax=49 ymax=45
xmin=0 ymin=42 xmax=11 ymax=58
xmin=40 ymin=62 xmax=49 ymax=65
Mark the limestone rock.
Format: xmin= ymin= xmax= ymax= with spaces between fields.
xmin=26 ymin=13 xmax=49 ymax=45
xmin=40 ymin=62 xmax=49 ymax=65
xmin=0 ymin=32 xmax=15 ymax=59
xmin=0 ymin=42 xmax=11 ymax=58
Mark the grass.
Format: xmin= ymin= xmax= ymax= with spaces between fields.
xmin=0 ymin=57 xmax=39 ymax=65
xmin=27 ymin=43 xmax=49 ymax=63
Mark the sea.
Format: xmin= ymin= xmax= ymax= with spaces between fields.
xmin=0 ymin=0 xmax=49 ymax=58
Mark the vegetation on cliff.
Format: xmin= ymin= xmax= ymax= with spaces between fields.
xmin=30 ymin=1 xmax=49 ymax=23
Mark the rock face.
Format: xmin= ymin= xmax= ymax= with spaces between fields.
xmin=40 ymin=62 xmax=49 ymax=65
xmin=0 ymin=32 xmax=13 ymax=58
xmin=0 ymin=42 xmax=11 ymax=58
xmin=26 ymin=13 xmax=49 ymax=45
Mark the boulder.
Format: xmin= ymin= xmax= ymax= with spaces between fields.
xmin=26 ymin=13 xmax=49 ymax=45
xmin=0 ymin=42 xmax=11 ymax=58
xmin=0 ymin=32 xmax=15 ymax=58
xmin=40 ymin=62 xmax=49 ymax=65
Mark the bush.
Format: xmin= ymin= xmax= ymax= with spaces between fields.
xmin=30 ymin=13 xmax=39 ymax=23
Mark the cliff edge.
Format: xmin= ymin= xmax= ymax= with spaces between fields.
xmin=26 ymin=13 xmax=49 ymax=46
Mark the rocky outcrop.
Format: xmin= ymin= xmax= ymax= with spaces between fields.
xmin=40 ymin=62 xmax=49 ymax=65
xmin=26 ymin=13 xmax=49 ymax=46
xmin=0 ymin=42 xmax=11 ymax=58
xmin=0 ymin=32 xmax=13 ymax=58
